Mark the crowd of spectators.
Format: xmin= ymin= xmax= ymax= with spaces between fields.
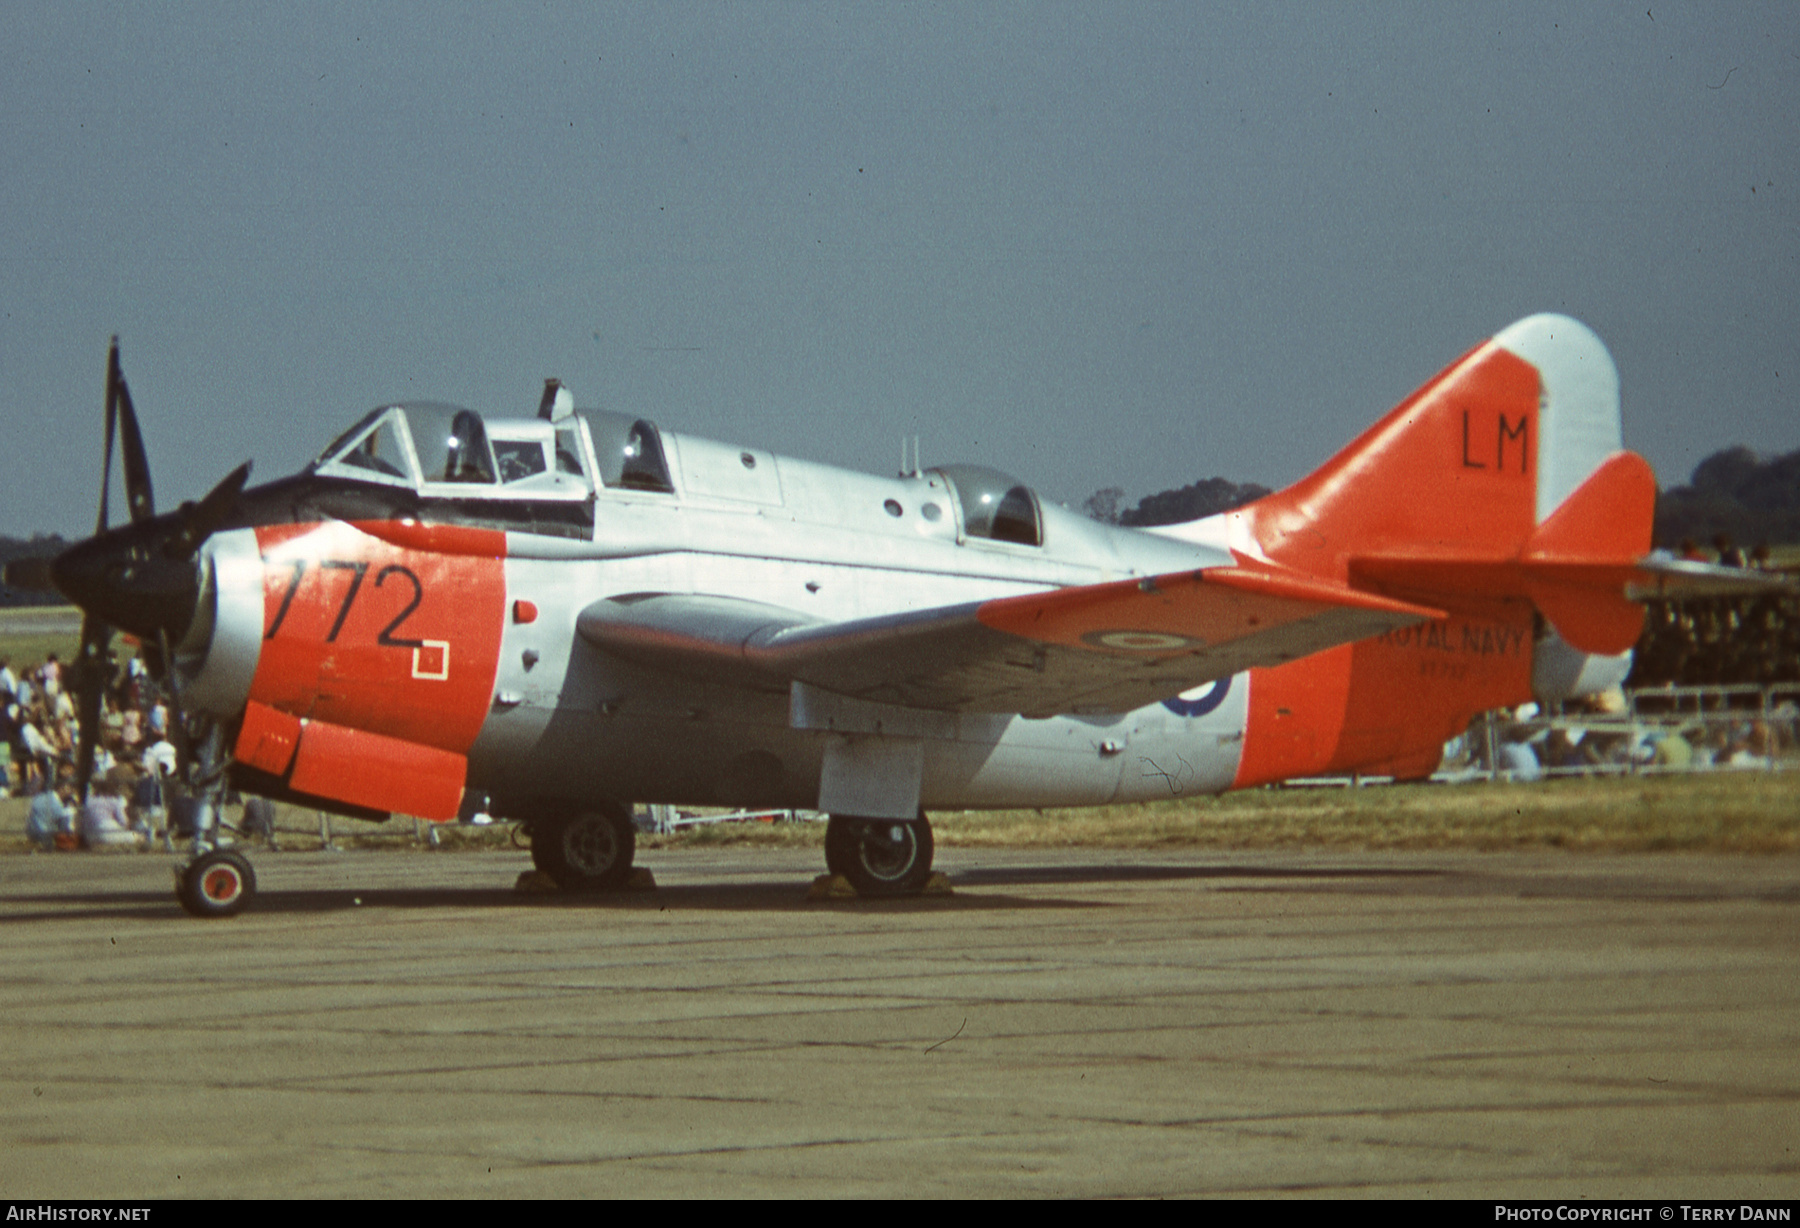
xmin=1629 ymin=538 xmax=1799 ymax=688
xmin=3 ymin=652 xmax=183 ymax=851
xmin=1465 ymin=536 xmax=1798 ymax=781
xmin=1457 ymin=691 xmax=1796 ymax=781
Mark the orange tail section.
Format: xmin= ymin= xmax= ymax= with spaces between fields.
xmin=1156 ymin=315 xmax=1656 ymax=785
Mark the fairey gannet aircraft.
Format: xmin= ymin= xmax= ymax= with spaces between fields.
xmin=33 ymin=314 xmax=1769 ymax=915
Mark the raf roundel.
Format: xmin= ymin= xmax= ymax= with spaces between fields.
xmin=1082 ymin=630 xmax=1205 ymax=652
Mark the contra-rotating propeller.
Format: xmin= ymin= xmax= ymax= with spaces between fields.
xmin=40 ymin=339 xmax=252 ymax=799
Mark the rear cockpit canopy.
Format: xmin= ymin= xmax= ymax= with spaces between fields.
xmin=933 ymin=464 xmax=1043 ymax=546
xmin=584 ymin=412 xmax=675 ymax=494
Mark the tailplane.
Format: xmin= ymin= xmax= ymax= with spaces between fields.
xmin=1160 ymin=313 xmax=1654 ymax=654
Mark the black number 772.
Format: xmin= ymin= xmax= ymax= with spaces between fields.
xmin=263 ymin=558 xmax=426 ymax=648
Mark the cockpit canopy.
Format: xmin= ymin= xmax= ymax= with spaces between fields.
xmin=933 ymin=464 xmax=1043 ymax=546
xmin=416 ymin=404 xmax=498 ymax=484
xmin=583 ymin=413 xmax=675 ymax=493
xmin=314 ymin=403 xmax=675 ymax=497
xmin=313 ymin=405 xmax=1042 ymax=546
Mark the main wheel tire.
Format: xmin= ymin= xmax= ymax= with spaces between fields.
xmin=824 ymin=813 xmax=934 ymax=897
xmin=177 ymin=849 xmax=256 ymax=918
xmin=531 ymin=805 xmax=636 ymax=892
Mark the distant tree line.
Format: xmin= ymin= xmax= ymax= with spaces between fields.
xmin=1082 ymin=478 xmax=1272 ymax=528
xmin=0 ymin=535 xmax=70 ymax=607
xmin=1652 ymin=446 xmax=1800 ymax=553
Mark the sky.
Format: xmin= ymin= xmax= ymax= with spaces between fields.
xmin=3 ymin=2 xmax=1795 ymax=538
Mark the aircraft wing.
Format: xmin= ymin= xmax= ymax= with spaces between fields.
xmin=578 ymin=560 xmax=1442 ymax=716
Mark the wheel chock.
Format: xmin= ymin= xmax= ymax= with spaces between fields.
xmin=808 ymin=872 xmax=953 ymax=900
xmin=808 ymin=873 xmax=859 ymax=900
xmin=516 ymin=867 xmax=656 ymax=893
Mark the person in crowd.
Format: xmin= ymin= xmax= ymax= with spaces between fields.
xmin=26 ymin=779 xmax=77 ymax=850
xmin=19 ymin=712 xmax=56 ymax=794
xmin=79 ymin=777 xmax=143 ymax=850
xmin=1650 ymin=730 xmax=1693 ymax=771
xmin=241 ymin=795 xmax=280 ymax=849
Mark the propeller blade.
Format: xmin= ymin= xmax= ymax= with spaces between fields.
xmin=115 ymin=360 xmax=156 ymax=524
xmin=72 ymin=613 xmax=113 ymax=802
xmin=164 ymin=461 xmax=251 ymax=561
xmin=97 ymin=339 xmax=121 ymax=535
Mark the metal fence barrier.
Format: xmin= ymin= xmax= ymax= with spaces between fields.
xmin=1278 ymin=684 xmax=1799 ymax=788
xmin=1438 ymin=683 xmax=1799 ymax=783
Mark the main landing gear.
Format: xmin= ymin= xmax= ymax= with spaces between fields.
xmin=825 ymin=812 xmax=934 ymax=896
xmin=529 ymin=804 xmax=637 ymax=892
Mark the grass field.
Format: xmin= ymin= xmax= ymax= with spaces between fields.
xmin=658 ymin=771 xmax=1800 ymax=855
xmin=16 ymin=770 xmax=1785 ymax=856
xmin=0 ymin=605 xmax=84 ymax=671
xmin=923 ymin=770 xmax=1800 ymax=854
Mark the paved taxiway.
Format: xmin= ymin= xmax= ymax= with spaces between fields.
xmin=1 ymin=845 xmax=1796 ymax=1198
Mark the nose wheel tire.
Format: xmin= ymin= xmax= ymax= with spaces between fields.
xmin=177 ymin=849 xmax=257 ymax=918
xmin=530 ymin=805 xmax=636 ymax=892
xmin=825 ymin=813 xmax=934 ymax=897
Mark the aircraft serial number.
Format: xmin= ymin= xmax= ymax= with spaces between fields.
xmin=262 ymin=557 xmax=427 ymax=648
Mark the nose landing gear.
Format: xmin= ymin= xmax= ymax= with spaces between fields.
xmin=177 ymin=848 xmax=256 ymax=918
xmin=171 ymin=724 xmax=259 ymax=918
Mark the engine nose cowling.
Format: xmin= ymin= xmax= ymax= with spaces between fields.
xmin=51 ymin=516 xmax=203 ymax=648
xmin=168 ymin=527 xmax=265 ymax=720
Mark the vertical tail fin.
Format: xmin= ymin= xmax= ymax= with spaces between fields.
xmin=1187 ymin=315 xmax=1660 ymax=787
xmin=1237 ymin=313 xmax=1645 ymax=578
xmin=1154 ymin=313 xmax=1655 ymax=654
